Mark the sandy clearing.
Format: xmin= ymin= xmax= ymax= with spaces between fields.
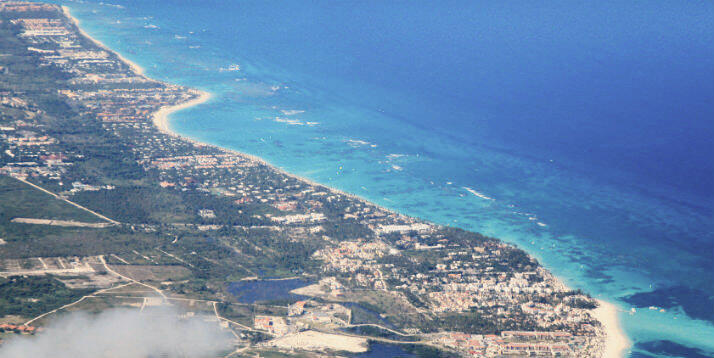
xmin=263 ymin=330 xmax=368 ymax=353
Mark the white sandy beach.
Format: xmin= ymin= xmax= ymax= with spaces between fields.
xmin=152 ymin=90 xmax=212 ymax=134
xmin=548 ymin=272 xmax=630 ymax=358
xmin=61 ymin=7 xmax=214 ymax=140
xmin=592 ymin=299 xmax=631 ymax=357
xmin=147 ymin=91 xmax=401 ymax=216
xmin=62 ymin=6 xmax=145 ymax=76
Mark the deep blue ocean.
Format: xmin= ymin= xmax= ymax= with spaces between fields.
xmin=52 ymin=1 xmax=713 ymax=356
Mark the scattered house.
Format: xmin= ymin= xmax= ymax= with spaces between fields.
xmin=0 ymin=324 xmax=38 ymax=335
xmin=198 ymin=209 xmax=216 ymax=219
xmin=288 ymin=301 xmax=306 ymax=316
xmin=254 ymin=315 xmax=289 ymax=336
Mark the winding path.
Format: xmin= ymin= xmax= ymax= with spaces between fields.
xmin=99 ymin=255 xmax=167 ymax=300
xmin=24 ymin=282 xmax=133 ymax=325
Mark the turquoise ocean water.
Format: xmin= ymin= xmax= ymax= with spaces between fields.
xmin=52 ymin=1 xmax=713 ymax=356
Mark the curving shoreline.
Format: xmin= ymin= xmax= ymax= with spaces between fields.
xmin=593 ymin=300 xmax=631 ymax=357
xmin=152 ymin=90 xmax=213 ymax=134
xmin=62 ymin=5 xmax=631 ymax=357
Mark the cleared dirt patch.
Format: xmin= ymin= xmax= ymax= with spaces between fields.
xmin=11 ymin=218 xmax=112 ymax=228
xmin=263 ymin=330 xmax=368 ymax=353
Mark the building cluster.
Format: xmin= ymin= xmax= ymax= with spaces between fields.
xmin=0 ymin=324 xmax=38 ymax=335
xmin=0 ymin=92 xmax=73 ymax=181
xmin=0 ymin=2 xmax=55 ymax=13
xmin=254 ymin=315 xmax=291 ymax=336
xmin=313 ymin=240 xmax=394 ymax=290
xmin=430 ymin=330 xmax=605 ymax=357
xmin=253 ymin=300 xmax=351 ymax=337
xmin=12 ymin=17 xmax=68 ymax=38
xmin=312 ymin=227 xmax=604 ymax=355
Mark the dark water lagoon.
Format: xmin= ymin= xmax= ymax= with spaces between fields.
xmin=227 ymin=278 xmax=310 ymax=304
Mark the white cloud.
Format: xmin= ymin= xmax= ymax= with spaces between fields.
xmin=0 ymin=307 xmax=233 ymax=358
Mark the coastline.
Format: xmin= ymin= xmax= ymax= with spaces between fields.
xmin=152 ymin=90 xmax=213 ymax=134
xmin=592 ymin=300 xmax=630 ymax=358
xmin=149 ymin=96 xmax=406 ymax=218
xmin=61 ymin=5 xmax=631 ymax=357
xmin=548 ymin=271 xmax=631 ymax=357
xmin=62 ymin=6 xmax=145 ymax=76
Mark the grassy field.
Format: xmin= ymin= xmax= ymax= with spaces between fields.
xmin=0 ymin=176 xmax=168 ymax=259
xmin=0 ymin=176 xmax=105 ymax=224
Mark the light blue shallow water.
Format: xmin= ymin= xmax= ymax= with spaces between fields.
xmin=53 ymin=1 xmax=714 ymax=356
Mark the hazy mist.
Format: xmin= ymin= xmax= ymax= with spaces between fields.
xmin=0 ymin=307 xmax=233 ymax=357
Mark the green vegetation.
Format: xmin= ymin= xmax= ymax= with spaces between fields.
xmin=0 ymin=275 xmax=93 ymax=319
xmin=0 ymin=224 xmax=162 ymax=259
xmin=0 ymin=176 xmax=103 ymax=223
